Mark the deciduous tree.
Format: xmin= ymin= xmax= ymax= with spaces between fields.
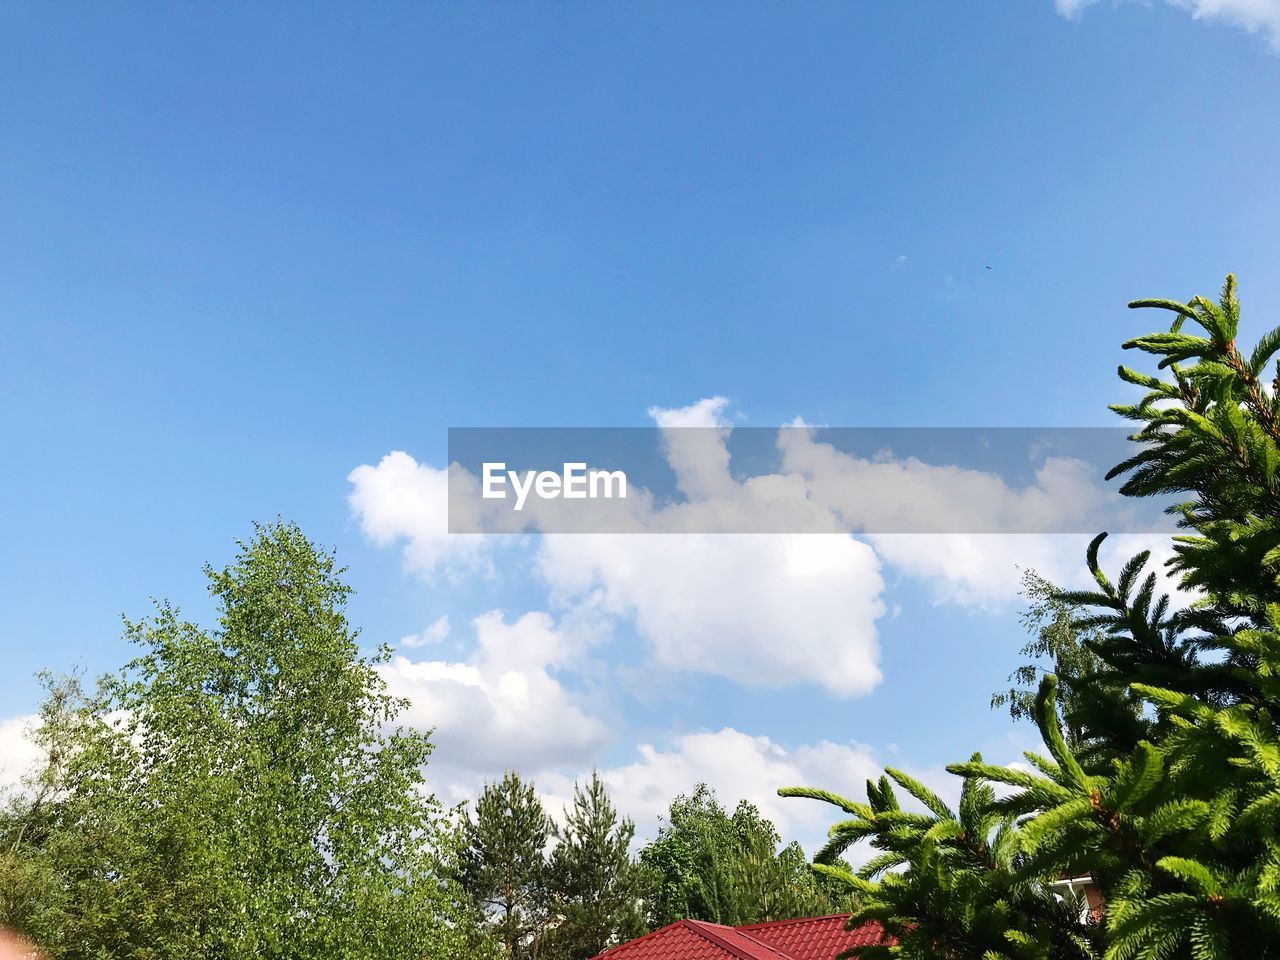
xmin=640 ymin=783 xmax=847 ymax=928
xmin=0 ymin=521 xmax=467 ymax=960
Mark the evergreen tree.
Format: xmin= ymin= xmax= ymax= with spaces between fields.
xmin=460 ymin=772 xmax=554 ymax=960
xmin=785 ymin=277 xmax=1280 ymax=959
xmin=0 ymin=521 xmax=467 ymax=960
xmin=545 ymin=771 xmax=649 ymax=960
xmin=784 ymin=757 xmax=1095 ymax=960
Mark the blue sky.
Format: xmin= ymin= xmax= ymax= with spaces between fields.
xmin=3 ymin=0 xmax=1280 ymax=847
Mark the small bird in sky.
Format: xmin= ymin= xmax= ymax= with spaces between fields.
xmin=986 ymin=265 xmax=992 ymax=270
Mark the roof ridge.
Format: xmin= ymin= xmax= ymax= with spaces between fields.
xmin=682 ymin=919 xmax=800 ymax=960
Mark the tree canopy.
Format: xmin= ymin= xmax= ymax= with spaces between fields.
xmin=0 ymin=521 xmax=469 ymax=960
xmin=639 ymin=783 xmax=850 ymax=929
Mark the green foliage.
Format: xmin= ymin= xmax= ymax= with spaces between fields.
xmin=458 ymin=771 xmax=554 ymax=960
xmin=0 ymin=521 xmax=468 ymax=960
xmin=786 ymin=277 xmax=1280 ymax=959
xmin=639 ymin=783 xmax=850 ymax=928
xmin=545 ymin=771 xmax=650 ymax=960
xmin=992 ymin=570 xmax=1144 ymax=760
xmin=783 ymin=757 xmax=1096 ymax=960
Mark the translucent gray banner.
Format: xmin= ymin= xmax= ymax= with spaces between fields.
xmin=446 ymin=427 xmax=1177 ymax=534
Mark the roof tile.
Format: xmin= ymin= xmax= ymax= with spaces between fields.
xmin=740 ymin=915 xmax=892 ymax=960
xmin=591 ymin=915 xmax=892 ymax=960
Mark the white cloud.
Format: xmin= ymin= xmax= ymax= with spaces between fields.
xmin=538 ymin=532 xmax=885 ymax=696
xmin=613 ymin=730 xmax=880 ymax=842
xmin=348 ymin=451 xmax=492 ymax=579
xmin=447 ymin=409 xmax=1148 ymax=543
xmin=771 ymin=424 xmax=1180 ymax=608
xmin=534 ymin=407 xmax=1154 ymax=624
xmin=537 ymin=399 xmax=887 ymax=699
xmin=353 ymin=403 xmax=891 ymax=698
xmin=0 ymin=714 xmax=41 ymax=796
xmin=1055 ymin=0 xmax=1280 ymax=47
xmin=778 ymin=426 xmax=1120 ymax=534
xmin=529 ymin=400 xmax=1128 ymax=695
xmin=353 ymin=398 xmax=1172 ymax=695
xmin=381 ymin=610 xmax=610 ymax=776
xmin=647 ymin=396 xmax=737 ymax=500
xmin=1171 ymin=0 xmax=1280 ymax=44
xmin=400 ymin=614 xmax=450 ymax=648
xmin=340 ymin=398 xmax=1201 ymax=859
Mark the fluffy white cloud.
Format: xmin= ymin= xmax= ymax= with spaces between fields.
xmin=348 ymin=451 xmax=492 ymax=579
xmin=381 ymin=610 xmax=610 ymax=776
xmin=352 ymin=403 xmax=892 ymax=698
xmin=525 ymin=401 xmax=1163 ymax=688
xmin=0 ymin=714 xmax=41 ymax=795
xmin=1055 ymin=0 xmax=1280 ymax=47
xmin=343 ymin=398 xmax=1201 ymax=856
xmin=778 ymin=426 xmax=1117 ymax=535
xmin=538 ymin=533 xmax=885 ymax=696
xmin=530 ymin=399 xmax=887 ymax=698
xmin=351 ymin=398 xmax=1168 ymax=695
xmin=770 ymin=423 xmax=1183 ymax=608
xmin=603 ymin=729 xmax=881 ymax=842
xmin=501 ymin=415 xmax=1118 ymax=540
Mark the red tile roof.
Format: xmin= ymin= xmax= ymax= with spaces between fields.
xmin=740 ymin=915 xmax=891 ymax=960
xmin=591 ymin=915 xmax=892 ymax=960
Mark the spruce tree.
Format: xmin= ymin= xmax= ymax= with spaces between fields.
xmin=784 ymin=277 xmax=1280 ymax=959
xmin=545 ymin=771 xmax=649 ymax=960
xmin=460 ymin=772 xmax=554 ymax=960
xmin=784 ymin=759 xmax=1095 ymax=959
